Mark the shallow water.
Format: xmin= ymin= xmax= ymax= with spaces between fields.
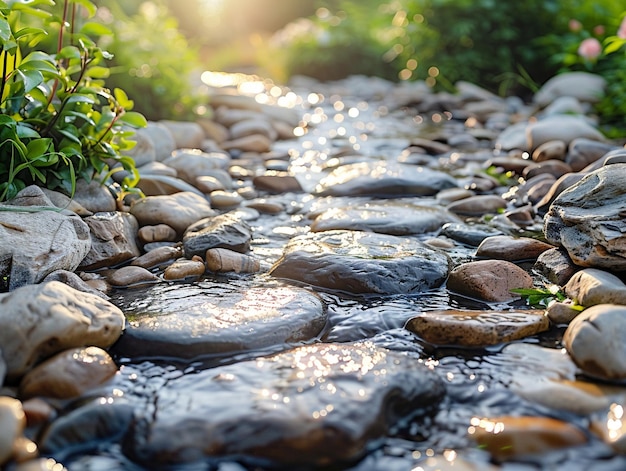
xmin=57 ymin=77 xmax=626 ymax=470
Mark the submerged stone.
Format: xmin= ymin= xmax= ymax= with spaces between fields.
xmin=269 ymin=230 xmax=451 ymax=295
xmin=112 ymin=285 xmax=327 ymax=359
xmin=183 ymin=213 xmax=252 ymax=258
xmin=313 ymin=162 xmax=457 ymax=197
xmin=124 ymin=342 xmax=444 ymax=468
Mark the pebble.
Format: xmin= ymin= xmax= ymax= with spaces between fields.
xmin=137 ymin=224 xmax=178 ymax=244
xmin=475 ymin=235 xmax=554 ymax=261
xmin=107 ymin=266 xmax=159 ymax=287
xmin=591 ymin=402 xmax=626 ymax=454
xmin=564 ymin=268 xmax=626 ymax=307
xmin=253 ymin=174 xmax=303 ymax=193
xmin=205 ymin=248 xmax=260 ymax=273
xmin=0 ymin=397 xmax=26 ymax=465
xmin=446 ymin=194 xmax=507 ymax=216
xmin=209 ymin=190 xmax=244 ymax=209
xmin=131 ymin=245 xmax=183 ymax=270
xmin=163 ymin=257 xmax=206 ymax=281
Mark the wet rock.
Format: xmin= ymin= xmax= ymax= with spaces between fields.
xmin=197 ymin=118 xmax=230 ymax=144
xmin=564 ymin=268 xmax=626 ymax=307
xmin=229 ymin=118 xmax=277 ymax=141
xmin=495 ymin=121 xmax=529 ymax=151
xmin=163 ymin=258 xmax=206 ymax=281
xmin=0 ymin=186 xmax=91 ymax=290
xmin=414 ymin=455 xmax=498 ymax=471
xmin=160 ymin=120 xmax=205 ymax=149
xmin=22 ymin=397 xmax=56 ymax=425
xmin=534 ymin=72 xmax=606 ymax=106
xmin=522 ymin=159 xmax=572 ymax=179
xmin=136 ymin=174 xmax=204 ymax=197
xmin=253 ymin=174 xmax=303 ymax=193
xmin=269 ymin=230 xmax=450 ymax=295
xmin=39 ymin=401 xmax=134 ymax=456
xmin=243 ymin=199 xmax=283 ymax=214
xmin=131 ymin=245 xmax=183 ymax=270
xmin=209 ymin=190 xmax=243 ymax=209
xmin=311 ymin=202 xmax=459 ymax=236
xmin=183 ymin=213 xmax=252 ymax=258
xmin=11 ymin=458 xmax=68 ymax=471
xmin=544 ymin=165 xmax=626 ymax=271
xmin=436 ymin=187 xmax=475 ymax=204
xmin=0 ymin=281 xmax=124 ymax=379
xmin=440 ymin=222 xmax=504 ymax=247
xmin=447 ymin=260 xmax=533 ymax=302
xmin=475 ymin=235 xmax=554 ymax=262
xmin=591 ymin=402 xmax=626 ymax=454
xmin=124 ymin=342 xmax=444 ymax=467
xmin=526 ymin=115 xmax=605 ymax=151
xmin=137 ymin=224 xmax=178 ymax=244
xmin=205 ymin=248 xmax=260 ymax=273
xmin=79 ymin=212 xmax=140 ymax=271
xmin=565 ymin=138 xmax=617 ymax=172
xmin=534 ymin=172 xmax=585 ymax=216
xmin=107 ymin=266 xmax=159 ymax=287
xmin=314 ymin=162 xmax=457 ymax=197
xmin=195 ymin=175 xmax=226 ymax=193
xmin=19 ymin=347 xmax=117 ymax=399
xmin=72 ymin=179 xmax=116 ymax=213
xmin=469 ymin=416 xmax=587 ymax=462
xmin=221 ymin=134 xmax=273 ymax=153
xmin=0 ymin=397 xmax=26 ymax=465
xmin=532 ymin=140 xmax=566 ymax=162
xmin=564 ymin=304 xmax=626 ymax=381
xmin=138 ymin=122 xmax=176 ymax=161
xmin=446 ymin=195 xmax=507 ymax=217
xmin=42 ymin=270 xmax=109 ymax=299
xmin=113 ymin=286 xmax=327 ymax=359
xmin=546 ymin=301 xmax=583 ymax=324
xmin=130 ymin=192 xmax=215 ymax=235
xmin=162 ymin=149 xmax=229 ymax=185
xmin=406 ymin=309 xmax=547 ymax=347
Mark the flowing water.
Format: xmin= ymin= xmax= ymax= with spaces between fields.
xmin=56 ymin=75 xmax=626 ymax=470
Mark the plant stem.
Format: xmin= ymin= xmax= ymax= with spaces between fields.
xmin=0 ymin=49 xmax=8 ymax=108
xmin=46 ymin=0 xmax=71 ymax=110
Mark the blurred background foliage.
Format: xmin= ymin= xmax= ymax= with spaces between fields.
xmin=41 ymin=0 xmax=623 ymax=125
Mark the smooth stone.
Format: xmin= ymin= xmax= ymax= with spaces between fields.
xmin=22 ymin=397 xmax=56 ymax=425
xmin=0 ymin=186 xmax=91 ymax=290
xmin=130 ymin=192 xmax=215 ymax=235
xmin=215 ymin=107 xmax=266 ymax=127
xmin=526 ymin=115 xmax=605 ymax=151
xmin=197 ymin=118 xmax=230 ymax=144
xmin=440 ymin=222 xmax=504 ymax=247
xmin=136 ymin=174 xmax=204 ymax=197
xmin=447 ymin=260 xmax=533 ymax=302
xmin=534 ymin=71 xmax=606 ymax=106
xmin=11 ymin=458 xmax=68 ymax=471
xmin=475 ymin=235 xmax=554 ymax=261
xmin=0 ymin=397 xmax=25 ymax=465
xmin=545 ymin=165 xmax=626 ymax=270
xmin=534 ymin=172 xmax=586 ymax=216
xmin=446 ymin=195 xmax=507 ymax=217
xmin=79 ymin=212 xmax=140 ymax=270
xmin=310 ymin=202 xmax=459 ymax=236
xmin=0 ymin=281 xmax=124 ymax=379
xmin=159 ymin=120 xmax=205 ymax=149
xmin=40 ymin=188 xmax=92 ymax=216
xmin=546 ymin=301 xmax=582 ymax=324
xmin=162 ymin=149 xmax=230 ymax=185
xmin=591 ymin=402 xmax=626 ymax=454
xmin=469 ymin=416 xmax=587 ymax=462
xmin=124 ymin=128 xmax=156 ymax=167
xmin=210 ymin=94 xmax=300 ymax=125
xmin=195 ymin=169 xmax=234 ymax=189
xmin=137 ymin=224 xmax=178 ymax=244
xmin=436 ymin=187 xmax=475 ymax=204
xmin=564 ymin=304 xmax=626 ymax=381
xmin=39 ymin=401 xmax=134 ymax=456
xmin=112 ymin=286 xmax=327 ymax=359
xmin=19 ymin=347 xmax=117 ymax=399
xmin=520 ymin=175 xmax=556 ymax=204
xmin=183 ymin=213 xmax=252 ymax=258
xmin=195 ymin=175 xmax=226 ymax=193
xmin=72 ymin=179 xmax=116 ymax=213
xmin=314 ymin=162 xmax=457 ymax=197
xmin=542 ymin=96 xmax=585 ymax=116
xmin=243 ymin=199 xmax=284 ymax=214
xmin=406 ymin=309 xmax=548 ymax=347
xmin=205 ymin=248 xmax=260 ymax=273
xmin=209 ymin=190 xmax=243 ymax=209
xmin=137 ymin=122 xmax=176 ymax=161
xmin=566 ymin=138 xmax=618 ymax=172
xmin=564 ymin=268 xmax=626 ymax=307
xmin=532 ymin=140 xmax=566 ymax=162
xmin=413 ymin=455 xmax=498 ymax=471
xmin=229 ymin=118 xmax=277 ymax=141
xmin=107 ymin=266 xmax=159 ymax=287
xmin=137 ymin=161 xmax=177 ymax=177
xmin=522 ymin=159 xmax=572 ymax=179
xmin=221 ymin=134 xmax=273 ymax=153
xmin=269 ymin=230 xmax=450 ymax=295
xmin=253 ymin=174 xmax=303 ymax=193
xmin=163 ymin=258 xmax=206 ymax=281
xmin=131 ymin=245 xmax=183 ymax=270
xmin=495 ymin=121 xmax=529 ymax=151
xmin=42 ymin=270 xmax=109 ymax=299
xmin=124 ymin=342 xmax=444 ymax=467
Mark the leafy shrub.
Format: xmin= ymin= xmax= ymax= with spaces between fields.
xmin=0 ymin=0 xmax=146 ymax=202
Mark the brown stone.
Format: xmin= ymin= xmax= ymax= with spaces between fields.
xmin=476 ymin=236 xmax=554 ymax=262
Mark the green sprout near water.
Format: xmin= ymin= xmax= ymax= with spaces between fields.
xmin=510 ymin=284 xmax=583 ymax=310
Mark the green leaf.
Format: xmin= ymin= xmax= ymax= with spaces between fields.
xmin=56 ymin=45 xmax=81 ymax=61
xmin=64 ymin=94 xmax=96 ymax=105
xmin=56 ymin=127 xmax=81 ymax=144
xmin=15 ymin=122 xmax=40 ymax=139
xmin=0 ymin=16 xmax=12 ymax=43
xmin=25 ymin=138 xmax=52 ymax=158
xmin=70 ymin=0 xmax=97 ymax=17
xmin=15 ymin=68 xmax=43 ymax=93
xmin=86 ymin=65 xmax=110 ymax=79
xmin=13 ymin=27 xmax=46 ymax=41
xmin=80 ymin=22 xmax=112 ymax=37
xmin=119 ymin=111 xmax=147 ymax=128
xmin=113 ymin=87 xmax=133 ymax=109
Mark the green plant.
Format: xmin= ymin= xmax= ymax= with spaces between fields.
xmin=511 ymin=285 xmax=583 ymax=310
xmin=0 ymin=0 xmax=146 ymax=202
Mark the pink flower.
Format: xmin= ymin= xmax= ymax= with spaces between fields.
xmin=569 ymin=19 xmax=582 ymax=32
xmin=593 ymin=25 xmax=605 ymax=36
xmin=618 ymin=17 xmax=626 ymax=39
xmin=578 ymin=37 xmax=602 ymax=60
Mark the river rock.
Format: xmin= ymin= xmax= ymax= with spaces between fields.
xmin=0 ymin=186 xmax=91 ymax=290
xmin=205 ymin=248 xmax=260 ymax=273
xmin=162 ymin=149 xmax=230 ymax=185
xmin=534 ymin=72 xmax=606 ymax=106
xmin=163 ymin=258 xmax=206 ymax=281
xmin=440 ymin=222 xmax=504 ymax=247
xmin=544 ymin=164 xmax=626 ymax=271
xmin=311 ymin=202 xmax=459 ymax=235
xmin=591 ymin=402 xmax=626 ymax=454
xmin=314 ymin=162 xmax=457 ymax=197
xmin=0 ymin=281 xmax=124 ymax=379
xmin=565 ymin=138 xmax=618 ymax=172
xmin=446 ymin=195 xmax=507 ymax=217
xmin=40 ymin=188 xmax=92 ymax=216
xmin=107 ymin=266 xmax=159 ymax=287
xmin=546 ymin=301 xmax=582 ymax=324
xmin=183 ymin=213 xmax=252 ymax=258
xmin=209 ymin=190 xmax=243 ymax=209
xmin=564 ymin=304 xmax=626 ymax=381
xmin=253 ymin=174 xmax=303 ymax=193
xmin=124 ymin=342 xmax=444 ymax=467
xmin=534 ymin=172 xmax=586 ymax=216
xmin=269 ymin=230 xmax=451 ymax=295
xmin=19 ymin=347 xmax=118 ymax=399
xmin=475 ymin=235 xmax=553 ymax=262
xmin=136 ymin=174 xmax=205 ymax=197
xmin=0 ymin=397 xmax=26 ymax=465
xmin=125 ymin=129 xmax=156 ymax=167
xmin=469 ymin=416 xmax=587 ymax=462
xmin=495 ymin=121 xmax=529 ymax=151
xmin=229 ymin=117 xmax=277 ymax=141
xmin=130 ymin=192 xmax=215 ymax=235
xmin=563 ymin=268 xmax=626 ymax=307
xmin=447 ymin=260 xmax=533 ymax=302
xmin=79 ymin=212 xmax=140 ymax=270
xmin=526 ymin=115 xmax=605 ymax=151
xmin=42 ymin=270 xmax=109 ymax=299
xmin=406 ymin=309 xmax=548 ymax=347
xmin=72 ymin=179 xmax=117 ymax=213
xmin=160 ymin=120 xmax=205 ymax=149
xmin=112 ymin=285 xmax=327 ymax=359
xmin=532 ymin=140 xmax=566 ymax=162
xmin=131 ymin=245 xmax=183 ymax=270
xmin=137 ymin=224 xmax=178 ymax=244
xmin=221 ymin=134 xmax=273 ymax=153
xmin=138 ymin=122 xmax=176 ymax=161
